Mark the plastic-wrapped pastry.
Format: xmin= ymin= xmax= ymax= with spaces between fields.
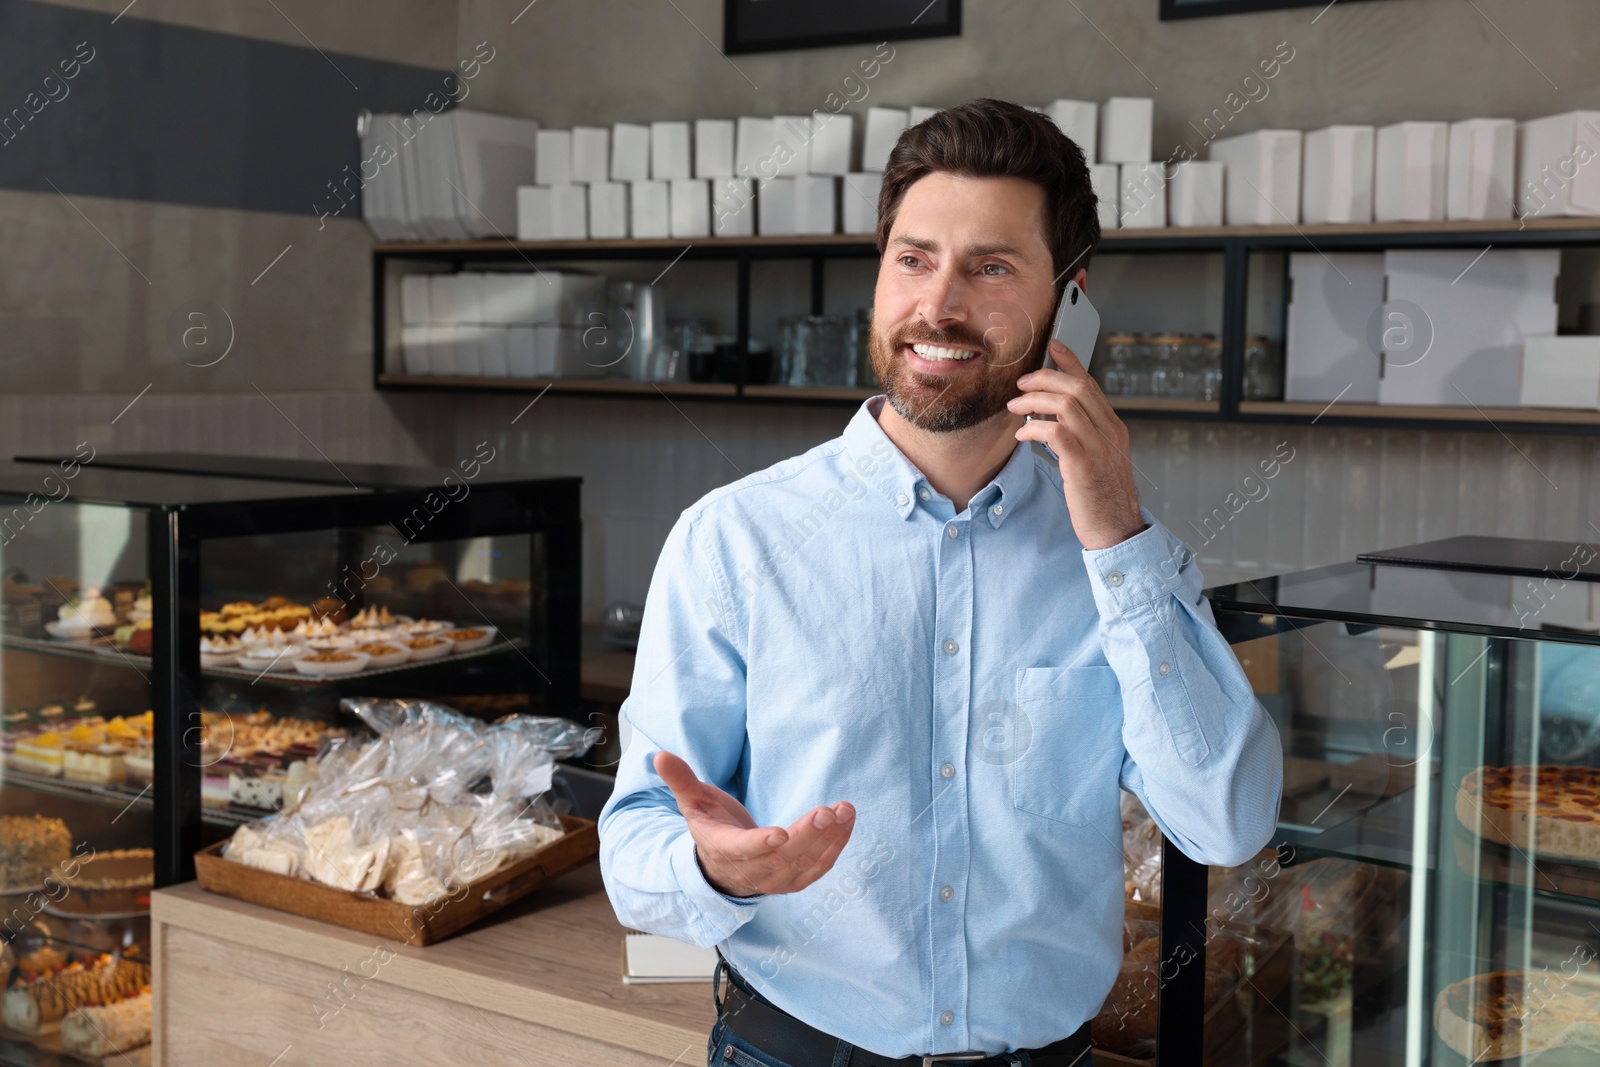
xmin=61 ymin=990 xmax=152 ymax=1057
xmin=222 ymin=700 xmax=589 ymax=905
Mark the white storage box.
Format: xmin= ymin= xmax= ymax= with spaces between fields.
xmin=1374 ymin=121 xmax=1447 ymax=222
xmin=1378 ymin=248 xmax=1560 ymax=406
xmin=1090 ymin=164 xmax=1120 ymax=229
xmin=863 ymin=107 xmax=909 ymax=172
xmin=1100 ymin=98 xmax=1153 ymax=164
xmin=695 ymin=119 xmax=735 ymax=179
xmin=400 ymin=274 xmax=431 ymax=324
xmin=507 ymin=325 xmax=538 ymax=377
xmin=571 ymin=127 xmax=609 ymax=184
xmin=1210 ymin=130 xmax=1302 ymax=225
xmin=1119 ymin=163 xmax=1166 ymax=228
xmin=1516 ymin=111 xmax=1600 ymax=217
xmin=630 ymin=180 xmax=670 ymax=239
xmin=1046 ymin=99 xmax=1097 ymax=163
xmin=401 ymin=324 xmax=430 ymax=375
xmin=588 ymin=181 xmax=628 ymax=239
xmin=479 ymin=273 xmax=545 ymax=325
xmin=712 ymin=177 xmax=755 ymax=237
xmin=480 ymin=326 xmax=510 ymax=377
xmin=736 ymin=117 xmax=776 ymax=177
xmin=1285 ymin=252 xmax=1385 ymax=403
xmin=842 ymin=172 xmax=883 ymax=235
xmin=611 ymin=123 xmax=651 ymax=182
xmin=1169 ymin=162 xmax=1224 ymax=228
xmin=772 ymin=115 xmax=812 ymax=177
xmin=1519 ymin=336 xmax=1600 ymax=409
xmin=670 ymin=178 xmax=710 ymax=238
xmin=516 ymin=185 xmax=587 ymax=240
xmin=758 ymin=177 xmax=796 ymax=235
xmin=1447 ymin=119 xmax=1515 ymax=221
xmin=793 ymin=175 xmax=837 ymax=235
xmin=809 ymin=111 xmax=853 ymax=175
xmin=428 ymin=323 xmax=463 ymax=376
xmin=534 ymin=130 xmax=572 ymax=186
xmin=650 ymin=121 xmax=692 ymax=181
xmin=1302 ymin=126 xmax=1374 ymax=224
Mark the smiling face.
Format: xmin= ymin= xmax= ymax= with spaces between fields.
xmin=871 ymin=172 xmax=1062 ymax=433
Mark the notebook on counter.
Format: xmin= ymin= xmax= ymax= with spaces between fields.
xmin=622 ymin=933 xmax=719 ymax=984
xmin=1357 ymin=536 xmax=1600 ymax=582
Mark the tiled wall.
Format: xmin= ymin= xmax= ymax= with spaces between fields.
xmin=8 ymin=390 xmax=1597 ymax=620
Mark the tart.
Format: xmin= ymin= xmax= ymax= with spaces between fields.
xmin=1456 ymin=765 xmax=1600 ymax=866
xmin=292 ymin=649 xmax=371 ymax=677
xmin=53 ymin=848 xmax=153 ymax=915
xmin=353 ymin=641 xmax=410 ymax=668
xmin=402 ymin=636 xmax=452 ymax=661
xmin=440 ymin=625 xmax=497 ymax=652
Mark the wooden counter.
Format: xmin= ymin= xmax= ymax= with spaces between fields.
xmin=151 ymin=861 xmax=714 ymax=1066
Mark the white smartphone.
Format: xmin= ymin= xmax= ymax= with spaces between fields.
xmin=1047 ymin=279 xmax=1100 ymax=373
xmin=1025 ymin=280 xmax=1100 ymax=456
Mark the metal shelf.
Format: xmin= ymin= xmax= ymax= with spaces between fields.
xmin=372 ymin=219 xmax=1600 ymax=431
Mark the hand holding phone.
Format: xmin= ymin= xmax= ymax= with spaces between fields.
xmin=1025 ymin=281 xmax=1100 ymax=457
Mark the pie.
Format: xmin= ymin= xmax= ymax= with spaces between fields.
xmin=1456 ymin=766 xmax=1600 ymax=865
xmin=1435 ymin=970 xmax=1600 ymax=1060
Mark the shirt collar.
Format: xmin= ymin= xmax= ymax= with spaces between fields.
xmin=840 ymin=396 xmax=1039 ymax=527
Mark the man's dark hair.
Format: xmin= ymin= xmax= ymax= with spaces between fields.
xmin=875 ymin=98 xmax=1102 ymax=293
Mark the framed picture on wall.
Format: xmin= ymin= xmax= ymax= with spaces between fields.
xmin=724 ymin=0 xmax=961 ymax=55
xmin=1160 ymin=0 xmax=1393 ymax=19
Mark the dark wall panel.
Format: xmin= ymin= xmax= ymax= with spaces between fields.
xmin=0 ymin=0 xmax=453 ymax=216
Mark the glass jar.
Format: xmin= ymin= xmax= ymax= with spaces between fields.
xmin=1128 ymin=334 xmax=1155 ymax=397
xmin=786 ymin=315 xmax=854 ymax=387
xmin=1197 ymin=336 xmax=1223 ymax=401
xmin=853 ymin=307 xmax=877 ymax=389
xmin=1244 ymin=335 xmax=1284 ymax=400
xmin=1101 ymin=334 xmax=1136 ymax=395
xmin=1149 ymin=334 xmax=1187 ymax=398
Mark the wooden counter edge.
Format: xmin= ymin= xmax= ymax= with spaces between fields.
xmin=151 ymin=884 xmax=706 ymax=1062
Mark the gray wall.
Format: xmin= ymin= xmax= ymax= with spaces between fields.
xmin=8 ymin=0 xmax=1600 ymax=621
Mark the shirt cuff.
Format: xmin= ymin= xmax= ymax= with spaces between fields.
xmin=1082 ymin=505 xmax=1191 ymax=616
xmin=668 ymin=830 xmax=766 ymax=932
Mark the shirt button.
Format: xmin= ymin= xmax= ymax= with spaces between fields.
xmin=1107 ymin=570 xmax=1124 ymax=587
xmin=940 ymin=1011 xmax=954 ymax=1026
xmin=919 ymin=487 xmax=931 ymax=501
xmin=896 ymin=493 xmax=908 ymax=506
xmin=946 ymin=525 xmax=958 ymax=539
xmin=939 ymin=885 xmax=953 ymax=902
xmin=940 ymin=762 xmax=955 ymax=779
xmin=943 ymin=639 xmax=958 ymax=655
xmin=991 ymin=504 xmax=1003 ymax=516
xmin=1159 ymin=661 xmax=1171 ymax=675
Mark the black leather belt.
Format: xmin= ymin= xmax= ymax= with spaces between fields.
xmin=715 ymin=955 xmax=1094 ymax=1067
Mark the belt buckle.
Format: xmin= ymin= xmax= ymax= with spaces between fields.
xmin=921 ymin=1055 xmax=988 ymax=1066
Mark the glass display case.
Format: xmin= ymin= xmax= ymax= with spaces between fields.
xmin=0 ymin=460 xmax=578 ymax=1066
xmin=1191 ymin=552 xmax=1600 ymax=1067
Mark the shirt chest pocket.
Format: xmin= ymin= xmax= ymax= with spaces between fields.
xmin=1010 ymin=665 xmax=1126 ymax=826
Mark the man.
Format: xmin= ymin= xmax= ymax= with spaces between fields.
xmin=599 ymin=98 xmax=1283 ymax=1067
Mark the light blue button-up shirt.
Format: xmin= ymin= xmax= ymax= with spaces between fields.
xmin=599 ymin=396 xmax=1283 ymax=1058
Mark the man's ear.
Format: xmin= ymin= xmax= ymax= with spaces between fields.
xmin=1072 ymin=268 xmax=1088 ymax=295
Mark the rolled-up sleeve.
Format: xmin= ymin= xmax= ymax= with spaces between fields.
xmin=1082 ymin=505 xmax=1283 ymax=867
xmin=598 ymin=510 xmax=767 ymax=947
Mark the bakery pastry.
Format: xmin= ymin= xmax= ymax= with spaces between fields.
xmin=0 ymin=815 xmax=71 ymax=889
xmin=1435 ymin=969 xmax=1600 ymax=1060
xmin=0 ymin=953 xmax=150 ymax=1033
xmin=1456 ymin=766 xmax=1600 ymax=865
xmin=61 ymin=989 xmax=152 ymax=1057
xmin=63 ymin=743 xmax=125 ymax=784
xmin=55 ymin=589 xmax=115 ymax=633
xmin=54 ymin=848 xmax=153 ymax=915
xmin=12 ymin=732 xmax=64 ymax=776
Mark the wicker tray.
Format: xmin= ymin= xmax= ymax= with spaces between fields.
xmin=194 ymin=814 xmax=598 ymax=946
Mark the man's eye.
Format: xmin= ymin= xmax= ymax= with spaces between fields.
xmin=981 ymin=263 xmax=1008 ymax=276
xmin=900 ymin=255 xmax=922 ymax=269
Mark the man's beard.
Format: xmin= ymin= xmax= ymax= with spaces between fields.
xmin=869 ymin=309 xmax=1049 ymax=433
